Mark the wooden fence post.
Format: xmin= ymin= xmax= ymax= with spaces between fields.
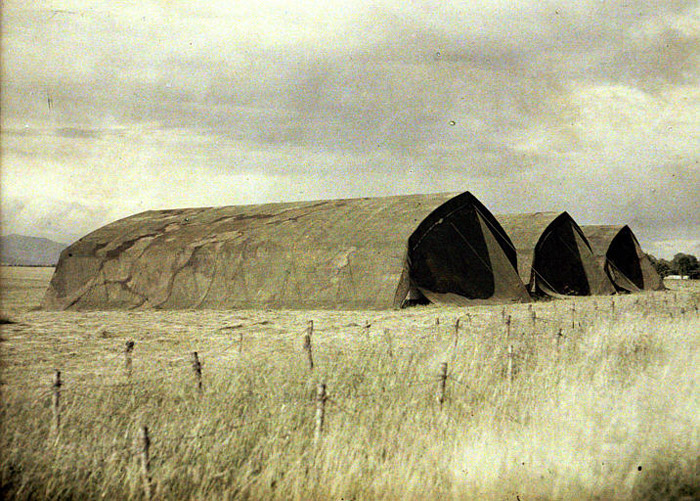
xmin=314 ymin=383 xmax=327 ymax=445
xmin=453 ymin=318 xmax=460 ymax=350
xmin=505 ymin=315 xmax=512 ymax=338
xmin=437 ymin=362 xmax=448 ymax=407
xmin=303 ymin=330 xmax=314 ymax=370
xmin=363 ymin=320 xmax=371 ymax=339
xmin=51 ymin=370 xmax=61 ymax=437
xmin=238 ymin=331 xmax=243 ymax=354
xmin=571 ymin=302 xmax=576 ymax=329
xmin=139 ymin=425 xmax=152 ymax=500
xmin=554 ymin=328 xmax=563 ymax=349
xmin=124 ymin=340 xmax=135 ymax=378
xmin=530 ymin=305 xmax=536 ymax=329
xmin=191 ymin=351 xmax=203 ymax=393
xmin=384 ymin=329 xmax=393 ymax=358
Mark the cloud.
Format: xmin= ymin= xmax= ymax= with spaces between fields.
xmin=1 ymin=0 xmax=698 ymax=250
xmin=645 ymin=239 xmax=700 ymax=260
xmin=0 ymin=195 xmax=113 ymax=244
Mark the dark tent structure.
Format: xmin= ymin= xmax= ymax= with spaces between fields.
xmin=494 ymin=212 xmax=616 ymax=297
xmin=582 ymin=225 xmax=664 ymax=292
xmin=42 ymin=191 xmax=530 ymax=311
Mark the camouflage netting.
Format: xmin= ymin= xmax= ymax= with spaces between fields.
xmin=495 ymin=212 xmax=616 ymax=297
xmin=582 ymin=225 xmax=664 ymax=292
xmin=42 ymin=191 xmax=529 ymax=311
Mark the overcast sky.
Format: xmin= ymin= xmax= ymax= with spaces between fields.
xmin=2 ymin=0 xmax=698 ymax=258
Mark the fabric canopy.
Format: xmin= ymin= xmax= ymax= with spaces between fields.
xmin=43 ymin=191 xmax=529 ymax=310
xmin=582 ymin=225 xmax=664 ymax=292
xmin=495 ymin=212 xmax=616 ymax=297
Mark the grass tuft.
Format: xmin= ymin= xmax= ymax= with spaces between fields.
xmin=1 ymin=274 xmax=699 ymax=499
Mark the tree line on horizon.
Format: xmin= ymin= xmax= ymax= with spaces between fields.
xmin=648 ymin=253 xmax=700 ymax=279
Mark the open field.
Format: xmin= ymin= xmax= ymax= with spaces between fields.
xmin=1 ymin=266 xmax=699 ymax=500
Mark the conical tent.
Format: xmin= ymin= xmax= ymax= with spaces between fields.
xmin=494 ymin=212 xmax=616 ymax=297
xmin=582 ymin=225 xmax=664 ymax=292
xmin=42 ymin=191 xmax=529 ymax=311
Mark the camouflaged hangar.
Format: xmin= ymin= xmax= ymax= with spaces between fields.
xmin=494 ymin=212 xmax=616 ymax=297
xmin=582 ymin=225 xmax=664 ymax=293
xmin=42 ymin=191 xmax=531 ymax=310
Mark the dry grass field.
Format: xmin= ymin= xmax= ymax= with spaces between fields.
xmin=1 ymin=266 xmax=699 ymax=500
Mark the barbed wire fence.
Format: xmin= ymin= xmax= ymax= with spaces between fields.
xmin=6 ymin=292 xmax=698 ymax=498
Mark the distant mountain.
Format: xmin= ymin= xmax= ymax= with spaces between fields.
xmin=0 ymin=234 xmax=67 ymax=266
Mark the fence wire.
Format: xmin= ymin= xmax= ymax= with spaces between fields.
xmin=10 ymin=299 xmax=698 ymax=461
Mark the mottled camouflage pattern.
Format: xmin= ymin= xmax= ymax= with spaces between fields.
xmin=42 ymin=192 xmax=528 ymax=310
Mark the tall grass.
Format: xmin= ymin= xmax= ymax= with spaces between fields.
xmin=1 ymin=288 xmax=699 ymax=499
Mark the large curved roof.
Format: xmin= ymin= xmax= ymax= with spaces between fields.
xmin=42 ymin=191 xmax=528 ymax=311
xmin=581 ymin=225 xmax=626 ymax=263
xmin=495 ymin=212 xmax=615 ymax=296
xmin=582 ymin=225 xmax=664 ymax=292
xmin=490 ymin=212 xmax=561 ymax=282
